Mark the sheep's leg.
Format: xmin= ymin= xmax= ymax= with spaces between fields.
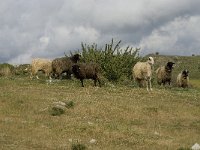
xmin=33 ymin=69 xmax=39 ymax=79
xmin=168 ymin=80 xmax=171 ymax=86
xmin=30 ymin=69 xmax=37 ymax=79
xmin=144 ymin=77 xmax=148 ymax=91
xmin=97 ymin=78 xmax=101 ymax=87
xmin=48 ymin=72 xmax=52 ymax=80
xmin=80 ymin=79 xmax=84 ymax=87
xmin=94 ymin=79 xmax=97 ymax=86
xmin=146 ymin=77 xmax=152 ymax=91
xmin=36 ymin=75 xmax=39 ymax=79
xmin=66 ymin=71 xmax=72 ymax=79
xmin=30 ymin=72 xmax=33 ymax=79
xmin=149 ymin=79 xmax=152 ymax=91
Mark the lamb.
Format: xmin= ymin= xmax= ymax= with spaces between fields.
xmin=132 ymin=57 xmax=154 ymax=91
xmin=177 ymin=69 xmax=189 ymax=88
xmin=52 ymin=54 xmax=81 ymax=79
xmin=72 ymin=62 xmax=101 ymax=87
xmin=30 ymin=58 xmax=52 ymax=79
xmin=156 ymin=62 xmax=175 ymax=86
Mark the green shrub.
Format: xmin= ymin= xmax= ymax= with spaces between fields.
xmin=80 ymin=39 xmax=140 ymax=82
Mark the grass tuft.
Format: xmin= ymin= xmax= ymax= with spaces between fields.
xmin=71 ymin=143 xmax=87 ymax=150
xmin=49 ymin=106 xmax=65 ymax=116
xmin=65 ymin=101 xmax=75 ymax=109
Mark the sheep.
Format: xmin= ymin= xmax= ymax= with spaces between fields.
xmin=177 ymin=69 xmax=189 ymax=88
xmin=30 ymin=58 xmax=52 ymax=79
xmin=156 ymin=62 xmax=175 ymax=86
xmin=52 ymin=54 xmax=81 ymax=79
xmin=132 ymin=57 xmax=154 ymax=91
xmin=72 ymin=62 xmax=101 ymax=87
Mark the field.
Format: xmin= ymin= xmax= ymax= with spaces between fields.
xmin=0 ymin=76 xmax=200 ymax=150
xmin=0 ymin=55 xmax=200 ymax=150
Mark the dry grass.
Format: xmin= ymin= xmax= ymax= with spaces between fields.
xmin=0 ymin=77 xmax=200 ymax=150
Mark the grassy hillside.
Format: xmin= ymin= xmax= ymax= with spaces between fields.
xmin=0 ymin=77 xmax=200 ymax=150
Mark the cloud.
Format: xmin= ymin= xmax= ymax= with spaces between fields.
xmin=140 ymin=15 xmax=200 ymax=56
xmin=0 ymin=0 xmax=200 ymax=64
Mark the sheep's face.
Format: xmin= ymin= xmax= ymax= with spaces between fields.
xmin=182 ymin=70 xmax=189 ymax=79
xmin=73 ymin=54 xmax=81 ymax=63
xmin=148 ymin=57 xmax=154 ymax=65
xmin=166 ymin=62 xmax=175 ymax=71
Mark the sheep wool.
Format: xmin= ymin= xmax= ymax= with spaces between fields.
xmin=177 ymin=70 xmax=189 ymax=88
xmin=132 ymin=57 xmax=154 ymax=91
xmin=30 ymin=58 xmax=52 ymax=79
xmin=72 ymin=62 xmax=101 ymax=87
xmin=156 ymin=62 xmax=175 ymax=86
xmin=52 ymin=54 xmax=81 ymax=79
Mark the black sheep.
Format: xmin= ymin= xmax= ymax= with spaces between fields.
xmin=72 ymin=63 xmax=101 ymax=87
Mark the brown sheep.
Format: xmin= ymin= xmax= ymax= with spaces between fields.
xmin=30 ymin=58 xmax=52 ymax=79
xmin=72 ymin=63 xmax=101 ymax=87
xmin=52 ymin=54 xmax=81 ymax=79
xmin=156 ymin=62 xmax=175 ymax=86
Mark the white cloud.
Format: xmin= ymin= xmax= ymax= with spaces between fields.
xmin=140 ymin=15 xmax=200 ymax=56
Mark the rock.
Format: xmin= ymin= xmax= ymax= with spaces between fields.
xmin=89 ymin=139 xmax=96 ymax=144
xmin=52 ymin=101 xmax=66 ymax=107
xmin=192 ymin=143 xmax=200 ymax=150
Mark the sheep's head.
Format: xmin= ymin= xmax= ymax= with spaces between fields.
xmin=71 ymin=54 xmax=81 ymax=63
xmin=182 ymin=69 xmax=189 ymax=79
xmin=166 ymin=62 xmax=175 ymax=72
xmin=147 ymin=57 xmax=154 ymax=65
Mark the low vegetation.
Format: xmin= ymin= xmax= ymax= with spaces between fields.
xmin=0 ymin=77 xmax=200 ymax=149
xmin=0 ymin=40 xmax=199 ymax=149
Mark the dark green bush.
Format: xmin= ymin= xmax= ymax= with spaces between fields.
xmin=81 ymin=39 xmax=140 ymax=82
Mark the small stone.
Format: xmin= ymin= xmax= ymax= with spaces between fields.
xmin=88 ymin=121 xmax=94 ymax=126
xmin=154 ymin=131 xmax=159 ymax=136
xmin=89 ymin=139 xmax=96 ymax=144
xmin=191 ymin=143 xmax=200 ymax=150
xmin=53 ymin=101 xmax=66 ymax=106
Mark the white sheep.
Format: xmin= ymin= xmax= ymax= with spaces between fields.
xmin=177 ymin=69 xmax=189 ymax=88
xmin=30 ymin=58 xmax=52 ymax=79
xmin=132 ymin=57 xmax=154 ymax=91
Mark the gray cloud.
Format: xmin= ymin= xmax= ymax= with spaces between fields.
xmin=0 ymin=0 xmax=200 ymax=64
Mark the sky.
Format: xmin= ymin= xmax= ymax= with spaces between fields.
xmin=1 ymin=0 xmax=200 ymax=64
